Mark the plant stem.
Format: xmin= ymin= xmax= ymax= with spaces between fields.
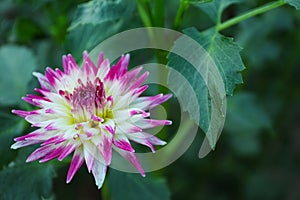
xmin=173 ymin=0 xmax=189 ymax=29
xmin=101 ymin=180 xmax=110 ymax=200
xmin=154 ymin=0 xmax=164 ymax=27
xmin=135 ymin=0 xmax=153 ymax=27
xmin=217 ymin=0 xmax=286 ymax=31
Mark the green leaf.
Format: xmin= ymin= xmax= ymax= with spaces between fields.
xmin=0 ymin=45 xmax=37 ymax=106
xmin=0 ymin=109 xmax=25 ymax=168
xmin=67 ymin=23 xmax=124 ymax=60
xmin=184 ymin=0 xmax=212 ymax=4
xmin=69 ymin=0 xmax=135 ymax=30
xmin=192 ymin=28 xmax=244 ymax=95
xmin=0 ymin=162 xmax=56 ymax=200
xmin=108 ymin=170 xmax=170 ymax=200
xmin=66 ymin=0 xmax=135 ymax=59
xmin=285 ymin=0 xmax=300 ymax=10
xmin=194 ymin=0 xmax=242 ymax=23
xmin=167 ymin=27 xmax=244 ymax=147
xmin=225 ymin=92 xmax=271 ymax=155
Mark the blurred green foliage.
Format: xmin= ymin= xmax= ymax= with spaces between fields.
xmin=0 ymin=0 xmax=300 ymax=199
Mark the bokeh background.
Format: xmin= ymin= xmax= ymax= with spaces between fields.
xmin=0 ymin=0 xmax=300 ymax=199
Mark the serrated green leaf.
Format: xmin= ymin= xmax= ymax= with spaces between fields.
xmin=167 ymin=27 xmax=244 ymax=148
xmin=67 ymin=23 xmax=124 ymax=60
xmin=184 ymin=0 xmax=212 ymax=4
xmin=188 ymin=28 xmax=244 ymax=95
xmin=66 ymin=0 xmax=135 ymax=59
xmin=69 ymin=0 xmax=135 ymax=30
xmin=194 ymin=0 xmax=242 ymax=23
xmin=285 ymin=0 xmax=300 ymax=10
xmin=0 ymin=109 xmax=25 ymax=168
xmin=0 ymin=45 xmax=37 ymax=106
xmin=108 ymin=170 xmax=170 ymax=200
xmin=0 ymin=163 xmax=56 ymax=200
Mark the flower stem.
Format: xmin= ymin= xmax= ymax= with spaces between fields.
xmin=173 ymin=0 xmax=189 ymax=29
xmin=153 ymin=0 xmax=165 ymax=27
xmin=101 ymin=180 xmax=110 ymax=200
xmin=135 ymin=0 xmax=153 ymax=27
xmin=217 ymin=0 xmax=286 ymax=31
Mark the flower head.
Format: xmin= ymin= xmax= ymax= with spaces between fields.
xmin=12 ymin=51 xmax=172 ymax=188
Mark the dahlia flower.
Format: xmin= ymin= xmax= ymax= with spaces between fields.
xmin=11 ymin=51 xmax=172 ymax=188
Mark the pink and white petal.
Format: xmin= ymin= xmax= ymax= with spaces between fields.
xmin=113 ymin=134 xmax=134 ymax=152
xmin=58 ymin=144 xmax=77 ymax=161
xmin=11 ymin=139 xmax=42 ymax=149
xmin=114 ymin=147 xmax=145 ymax=177
xmin=66 ymin=147 xmax=85 ymax=183
xmin=105 ymin=54 xmax=129 ymax=81
xmin=45 ymin=67 xmax=60 ymax=88
xmin=22 ymin=94 xmax=50 ymax=107
xmin=82 ymin=51 xmax=97 ymax=77
xmin=41 ymin=136 xmax=65 ymax=146
xmin=26 ymin=145 xmax=54 ymax=162
xmin=90 ymin=135 xmax=109 ymax=165
xmin=147 ymin=93 xmax=172 ymax=110
xmin=83 ymin=141 xmax=96 ymax=172
xmin=62 ymin=54 xmax=80 ymax=75
xmin=95 ymin=131 xmax=113 ymax=165
xmin=122 ymin=67 xmax=143 ymax=84
xmin=97 ymin=52 xmax=104 ymax=68
xmin=91 ymin=159 xmax=107 ymax=189
xmin=33 ymin=72 xmax=55 ymax=92
xmin=131 ymin=93 xmax=172 ymax=110
xmin=127 ymin=71 xmax=149 ymax=91
xmin=132 ymin=85 xmax=149 ymax=98
xmin=40 ymin=146 xmax=65 ymax=163
xmin=116 ymin=121 xmax=142 ymax=133
xmin=134 ymin=119 xmax=172 ymax=129
xmin=96 ymin=59 xmax=110 ymax=80
xmin=12 ymin=110 xmax=38 ymax=118
xmin=127 ymin=132 xmax=167 ymax=153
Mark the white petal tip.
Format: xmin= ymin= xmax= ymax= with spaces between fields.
xmin=165 ymin=120 xmax=172 ymax=125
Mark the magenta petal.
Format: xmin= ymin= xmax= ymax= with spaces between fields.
xmin=11 ymin=139 xmax=42 ymax=149
xmin=40 ymin=146 xmax=65 ymax=163
xmin=123 ymin=67 xmax=143 ymax=85
xmin=149 ymin=94 xmax=173 ymax=109
xmin=82 ymin=51 xmax=97 ymax=76
xmin=14 ymin=132 xmax=41 ymax=142
xmin=128 ymin=71 xmax=149 ymax=91
xmin=62 ymin=54 xmax=79 ymax=75
xmin=45 ymin=67 xmax=58 ymax=87
xmin=12 ymin=110 xmax=37 ymax=118
xmin=105 ymin=54 xmax=129 ymax=80
xmin=97 ymin=52 xmax=104 ymax=68
xmin=113 ymin=138 xmax=135 ymax=152
xmin=83 ymin=143 xmax=96 ymax=172
xmin=102 ymin=135 xmax=113 ymax=165
xmin=41 ymin=136 xmax=65 ymax=146
xmin=116 ymin=149 xmax=145 ymax=177
xmin=32 ymin=72 xmax=55 ymax=91
xmin=133 ymin=85 xmax=148 ymax=97
xmin=66 ymin=149 xmax=84 ymax=183
xmin=22 ymin=94 xmax=49 ymax=106
xmin=128 ymin=132 xmax=167 ymax=153
xmin=136 ymin=119 xmax=172 ymax=129
xmin=58 ymin=144 xmax=77 ymax=161
xmin=26 ymin=145 xmax=54 ymax=162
